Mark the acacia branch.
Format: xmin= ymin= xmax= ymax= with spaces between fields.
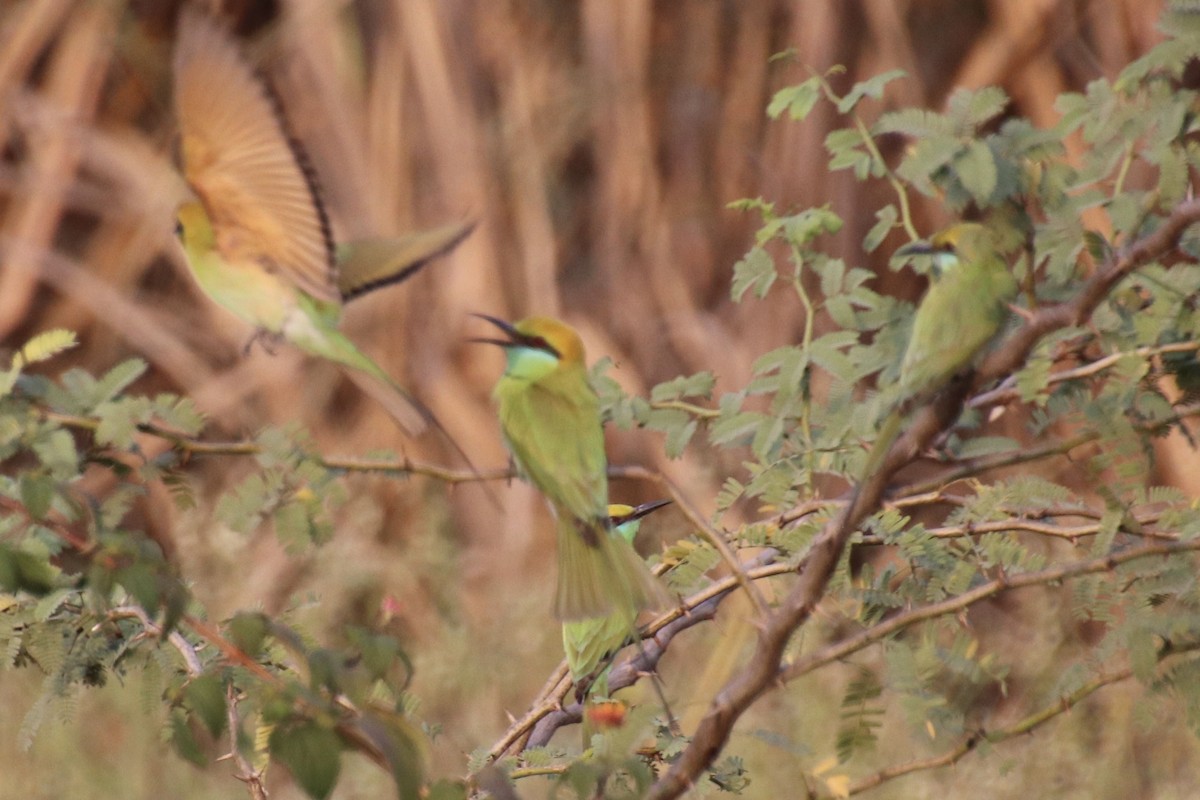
xmin=781 ymin=538 xmax=1200 ymax=683
xmin=857 ymin=509 xmax=1170 ymax=545
xmin=225 ymin=684 xmax=270 ymax=800
xmin=646 ymin=199 xmax=1200 ymax=800
xmin=109 ymin=605 xmax=203 ymax=675
xmin=969 ymin=340 xmax=1200 ymax=409
xmin=847 ymin=639 xmax=1200 ymax=794
xmin=483 ymin=552 xmax=784 ymax=761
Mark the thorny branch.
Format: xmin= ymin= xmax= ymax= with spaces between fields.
xmin=848 ymin=639 xmax=1200 ymax=795
xmin=645 ymin=199 xmax=1200 ymax=800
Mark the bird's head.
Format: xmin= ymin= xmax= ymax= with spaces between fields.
xmin=472 ymin=314 xmax=586 ymax=380
xmin=897 ymin=222 xmax=998 ymax=278
xmin=606 ymin=499 xmax=671 ymax=541
xmin=174 ymin=200 xmax=216 ymax=250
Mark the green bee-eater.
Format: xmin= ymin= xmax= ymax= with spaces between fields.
xmin=862 ymin=222 xmax=1019 ymax=481
xmin=475 ymin=314 xmax=669 ymax=620
xmin=563 ymin=500 xmax=670 ymax=700
xmin=172 ymin=10 xmax=471 ymax=435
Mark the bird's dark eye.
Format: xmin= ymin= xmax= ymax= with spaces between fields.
xmin=531 ymin=336 xmax=558 ymax=357
xmin=173 ymin=218 xmax=185 ymax=239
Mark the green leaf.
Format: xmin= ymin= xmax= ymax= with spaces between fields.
xmin=953 ymin=436 xmax=1020 ymax=460
xmin=709 ymin=411 xmax=761 ymax=447
xmin=94 ymin=399 xmax=141 ymax=448
xmin=19 ymin=474 xmax=55 ymax=520
xmin=270 ymin=720 xmax=342 ymax=800
xmin=767 ymin=77 xmax=821 ymax=120
xmin=956 ymin=140 xmax=998 ymax=204
xmin=780 ymin=207 xmax=843 ymax=244
xmin=117 ymin=562 xmax=162 ymax=612
xmin=184 ymin=673 xmax=228 ymax=737
xmin=227 ymin=612 xmax=270 ymax=658
xmin=731 ymin=246 xmax=777 ymax=301
xmin=650 ymin=372 xmax=715 ymax=402
xmin=169 ymin=710 xmax=207 ymax=766
xmin=354 ymin=714 xmax=425 ymax=800
xmin=274 ymin=500 xmax=323 ymax=553
xmin=32 ymin=429 xmax=78 ymax=478
xmin=1128 ymin=626 xmax=1157 ymax=684
xmin=875 ymin=107 xmax=953 ymax=138
xmin=947 ymin=85 xmax=1009 ymax=129
xmin=0 ymin=544 xmax=59 ymax=595
xmin=94 ymin=359 xmax=148 ymax=404
xmin=16 ymin=329 xmax=77 ymax=366
xmin=664 ymin=417 xmax=698 ymax=459
xmin=837 ymin=69 xmax=906 ymax=113
xmin=644 ymin=407 xmax=696 ymax=458
xmin=864 ymin=205 xmax=898 ymax=253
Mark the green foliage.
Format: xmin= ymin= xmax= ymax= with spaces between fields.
xmin=9 ymin=9 xmax=1200 ymax=798
xmin=269 ymin=718 xmax=342 ymax=800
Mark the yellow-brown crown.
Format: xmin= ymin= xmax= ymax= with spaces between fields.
xmin=513 ymin=316 xmax=586 ymax=366
xmin=927 ymin=222 xmax=998 ymax=262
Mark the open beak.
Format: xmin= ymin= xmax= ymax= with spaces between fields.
xmin=610 ymin=499 xmax=672 ymax=527
xmin=470 ymin=313 xmax=523 ymax=348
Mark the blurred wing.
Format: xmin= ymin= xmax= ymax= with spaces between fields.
xmin=337 ymin=221 xmax=475 ymax=302
xmin=173 ymin=9 xmax=338 ymax=303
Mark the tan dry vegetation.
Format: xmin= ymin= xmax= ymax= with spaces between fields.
xmin=0 ymin=0 xmax=1187 ymax=797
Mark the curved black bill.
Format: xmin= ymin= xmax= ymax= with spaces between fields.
xmin=470 ymin=312 xmax=520 ymax=347
xmin=609 ymin=498 xmax=672 ymax=527
xmin=895 ymin=240 xmax=935 ymax=258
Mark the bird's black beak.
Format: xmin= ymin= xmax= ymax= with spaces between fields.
xmin=895 ymin=240 xmax=936 ymax=258
xmin=470 ymin=313 xmax=523 ymax=348
xmin=610 ymin=499 xmax=672 ymax=527
xmin=470 ymin=313 xmax=559 ymax=357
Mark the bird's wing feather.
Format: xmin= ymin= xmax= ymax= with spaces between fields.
xmin=337 ymin=222 xmax=475 ymax=302
xmin=173 ymin=9 xmax=338 ymax=303
xmin=496 ymin=375 xmax=607 ymax=522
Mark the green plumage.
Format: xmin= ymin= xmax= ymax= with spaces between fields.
xmin=172 ymin=13 xmax=471 ymax=436
xmin=562 ymin=501 xmax=668 ymax=700
xmin=860 ymin=223 xmax=1019 ymax=483
xmin=484 ymin=316 xmax=668 ymax=621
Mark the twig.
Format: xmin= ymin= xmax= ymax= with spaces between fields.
xmin=483 ymin=552 xmax=783 ymax=760
xmin=658 ymin=475 xmax=771 ymax=620
xmin=969 ymin=340 xmax=1200 ymax=409
xmin=648 ymin=400 xmax=720 ymax=419
xmin=857 ymin=509 xmax=1169 ymax=544
xmin=779 ymin=538 xmax=1200 ymax=683
xmin=0 ymin=495 xmax=93 ymax=552
xmin=226 ymin=683 xmax=270 ymax=800
xmin=848 ymin=639 xmax=1200 ymax=794
xmin=108 ymin=605 xmax=203 ymax=675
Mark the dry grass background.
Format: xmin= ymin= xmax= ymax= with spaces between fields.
xmin=0 ymin=1 xmax=1190 ymax=798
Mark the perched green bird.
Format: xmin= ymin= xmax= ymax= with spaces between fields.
xmin=861 ymin=222 xmax=1019 ymax=481
xmin=563 ymin=500 xmax=670 ymax=700
xmin=172 ymin=10 xmax=471 ymax=435
xmin=475 ymin=314 xmax=668 ymax=620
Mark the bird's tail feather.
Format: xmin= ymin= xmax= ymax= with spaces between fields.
xmin=346 ymin=366 xmax=498 ymax=509
xmin=846 ymin=407 xmax=904 ymax=522
xmin=344 ymin=368 xmax=431 ymax=437
xmin=555 ymin=516 xmax=671 ymax=621
xmin=859 ymin=408 xmax=903 ymax=488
